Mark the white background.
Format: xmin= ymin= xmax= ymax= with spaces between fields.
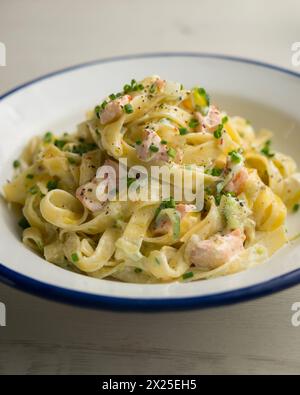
xmin=0 ymin=0 xmax=300 ymax=374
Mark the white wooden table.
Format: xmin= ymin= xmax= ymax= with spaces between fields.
xmin=1 ymin=0 xmax=300 ymax=374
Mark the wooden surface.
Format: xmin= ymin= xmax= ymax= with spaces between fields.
xmin=1 ymin=0 xmax=300 ymax=374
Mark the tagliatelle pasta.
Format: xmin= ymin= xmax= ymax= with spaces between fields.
xmin=3 ymin=75 xmax=300 ymax=283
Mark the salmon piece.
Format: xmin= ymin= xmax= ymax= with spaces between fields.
xmin=195 ymin=105 xmax=221 ymax=133
xmin=204 ymin=105 xmax=221 ymax=132
xmin=76 ymin=159 xmax=119 ymax=212
xmin=155 ymin=78 xmax=166 ymax=91
xmin=185 ymin=229 xmax=245 ymax=270
xmin=225 ymin=168 xmax=249 ymax=195
xmin=76 ymin=178 xmax=106 ymax=212
xmin=135 ymin=129 xmax=169 ymax=163
xmin=100 ymin=95 xmax=131 ymax=125
xmin=152 ymin=204 xmax=197 ymax=236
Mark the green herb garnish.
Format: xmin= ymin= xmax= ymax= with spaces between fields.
xmin=149 ymin=83 xmax=156 ymax=94
xmin=167 ymin=147 xmax=176 ymax=158
xmin=43 ymin=131 xmax=53 ymax=143
xmin=54 ymin=140 xmax=66 ymax=150
xmin=179 ymin=127 xmax=188 ymax=135
xmin=182 ymin=271 xmax=194 ymax=280
xmin=26 ymin=174 xmax=34 ymax=179
xmin=28 ymin=185 xmax=39 ymax=195
xmin=293 ymin=203 xmax=300 ymax=213
xmin=67 ymin=157 xmax=77 ymax=164
xmin=197 ymin=87 xmax=210 ymax=107
xmin=18 ymin=216 xmax=30 ymax=230
xmin=149 ymin=144 xmax=159 ymax=153
xmin=155 ymin=197 xmax=176 ymax=217
xmin=229 ymin=150 xmax=243 ymax=164
xmin=261 ymin=140 xmax=275 ymax=158
xmin=127 ymin=177 xmax=136 ymax=187
xmin=71 ymin=143 xmax=97 ymax=155
xmin=211 ymin=167 xmax=222 ymax=177
xmin=95 ymin=105 xmax=101 ymax=119
xmin=214 ymin=124 xmax=223 ymax=139
xmin=123 ymin=79 xmax=144 ymax=93
xmin=124 ymin=103 xmax=134 ymax=114
xmin=222 ymin=115 xmax=229 ymax=124
xmin=13 ymin=160 xmax=20 ymax=168
xmin=71 ymin=253 xmax=79 ymax=263
xmin=47 ymin=179 xmax=58 ymax=191
xmin=188 ymin=118 xmax=199 ymax=129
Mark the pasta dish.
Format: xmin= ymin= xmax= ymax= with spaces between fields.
xmin=3 ymin=76 xmax=300 ymax=283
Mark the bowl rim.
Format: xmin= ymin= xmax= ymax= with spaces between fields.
xmin=1 ymin=51 xmax=300 ymax=311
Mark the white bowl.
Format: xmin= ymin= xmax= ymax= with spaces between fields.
xmin=1 ymin=53 xmax=300 ymax=311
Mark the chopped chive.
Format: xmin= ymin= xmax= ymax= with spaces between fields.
xmin=18 ymin=216 xmax=30 ymax=230
xmin=224 ymin=191 xmax=237 ymax=198
xmin=155 ymin=197 xmax=176 ymax=217
xmin=188 ymin=118 xmax=199 ymax=129
xmin=214 ymin=125 xmax=223 ymax=139
xmin=179 ymin=127 xmax=188 ymax=135
xmin=215 ymin=194 xmax=222 ymax=206
xmin=95 ymin=105 xmax=101 ymax=119
xmin=28 ymin=185 xmax=39 ymax=195
xmin=54 ymin=140 xmax=66 ymax=149
xmin=167 ymin=147 xmax=176 ymax=158
xmin=229 ymin=150 xmax=243 ymax=164
xmin=261 ymin=140 xmax=274 ymax=158
xmin=149 ymin=144 xmax=159 ymax=153
xmin=160 ymin=140 xmax=168 ymax=145
xmin=197 ymin=87 xmax=210 ymax=106
xmin=123 ymin=84 xmax=131 ymax=93
xmin=123 ymin=79 xmax=143 ymax=93
xmin=71 ymin=253 xmax=79 ymax=263
xmin=109 ymin=93 xmax=116 ymax=100
xmin=293 ymin=203 xmax=300 ymax=213
xmin=101 ymin=100 xmax=108 ymax=109
xmin=211 ymin=167 xmax=222 ymax=177
xmin=13 ymin=160 xmax=20 ymax=168
xmin=124 ymin=103 xmax=134 ymax=114
xmin=205 ymin=187 xmax=212 ymax=195
xmin=127 ymin=177 xmax=136 ymax=187
xmin=134 ymin=268 xmax=142 ymax=274
xmin=47 ymin=179 xmax=58 ymax=191
xmin=182 ymin=271 xmax=194 ymax=280
xmin=135 ymin=139 xmax=142 ymax=145
xmin=72 ymin=143 xmax=97 ymax=155
xmin=68 ymin=157 xmax=77 ymax=164
xmin=43 ymin=131 xmax=53 ymax=143
xmin=149 ymin=83 xmax=156 ymax=94
xmin=26 ymin=174 xmax=34 ymax=179
xmin=222 ymin=116 xmax=229 ymax=124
